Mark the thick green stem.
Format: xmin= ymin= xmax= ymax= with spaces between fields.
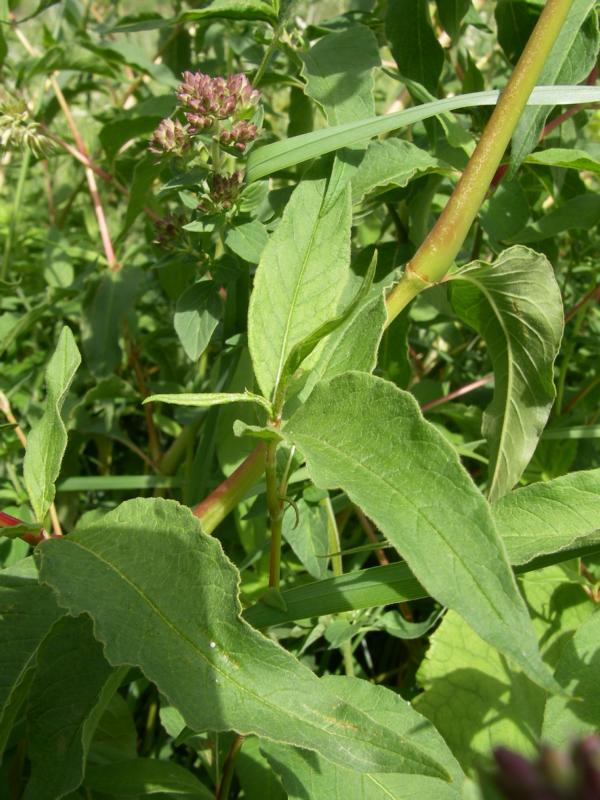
xmin=386 ymin=0 xmax=576 ymax=323
xmin=266 ymin=440 xmax=284 ymax=588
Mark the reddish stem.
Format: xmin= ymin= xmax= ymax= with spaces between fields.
xmin=420 ymin=374 xmax=493 ymax=412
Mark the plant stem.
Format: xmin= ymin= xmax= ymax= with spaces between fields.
xmin=1 ymin=148 xmax=31 ymax=281
xmin=324 ymin=497 xmax=354 ymax=677
xmin=386 ymin=0 xmax=576 ymax=323
xmin=266 ymin=440 xmax=284 ymax=588
xmin=216 ymin=734 xmax=245 ymax=800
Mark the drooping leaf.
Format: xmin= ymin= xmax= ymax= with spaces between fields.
xmin=248 ymin=176 xmax=352 ymax=402
xmin=0 ymin=558 xmax=63 ymax=757
xmin=246 ymin=85 xmax=600 ymax=182
xmin=23 ymin=326 xmax=81 ymax=522
xmin=386 ymin=0 xmax=444 ymax=92
xmin=84 ymin=758 xmax=214 ymax=798
xmin=262 ymin=676 xmax=469 ymax=800
xmin=542 ymin=611 xmax=600 ymax=746
xmin=24 ymin=616 xmax=126 ymax=800
xmin=493 ymin=469 xmax=600 ymax=566
xmin=450 ymin=246 xmax=564 ymax=503
xmin=351 ymin=139 xmax=444 ymax=204
xmin=37 ymin=499 xmax=449 ymax=778
xmin=525 ymin=147 xmax=600 ymax=177
xmin=145 ymin=391 xmax=272 ymax=413
xmin=509 ymin=0 xmax=599 ymax=174
xmin=173 ymin=280 xmax=222 ymax=361
xmin=282 ymin=371 xmax=558 ymax=693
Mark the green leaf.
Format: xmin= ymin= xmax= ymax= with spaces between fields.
xmin=225 ymin=220 xmax=269 ymax=263
xmin=0 ymin=0 xmax=8 ymax=68
xmin=386 ymin=0 xmax=444 ymax=92
xmin=248 ymin=176 xmax=352 ymax=402
xmin=246 ymin=86 xmax=600 ymax=182
xmin=81 ymin=268 xmax=142 ymax=377
xmin=508 ymin=193 xmax=600 ymax=243
xmin=23 ymin=326 xmax=81 ymax=522
xmin=37 ymin=499 xmax=450 ymax=778
xmin=235 ymin=737 xmax=286 ymax=800
xmin=493 ymin=469 xmax=600 ymax=566
xmin=24 ymin=616 xmax=126 ymax=800
xmin=15 ymin=0 xmax=60 ymax=22
xmin=174 ymin=280 xmax=222 ymax=361
xmin=88 ymin=693 xmax=137 ymax=764
xmin=275 ymin=254 xmax=376 ymax=409
xmin=85 ymin=759 xmax=214 ymax=798
xmin=0 ymin=304 xmax=48 ymax=360
xmin=450 ymin=246 xmax=564 ymax=503
xmin=176 ymin=0 xmax=278 ymax=24
xmin=262 ymin=676 xmax=468 ymax=800
xmin=282 ymin=371 xmax=558 ymax=693
xmin=509 ymin=0 xmax=599 ymax=174
xmin=351 ymin=139 xmax=444 ymax=204
xmin=525 ymin=147 xmax=600 ymax=177
xmin=233 ymin=420 xmax=281 ymax=442
xmin=0 ymin=558 xmax=63 ymax=758
xmin=145 ymin=391 xmax=272 ymax=413
xmin=121 ymin=158 xmax=162 ymax=235
xmin=542 ymin=610 xmax=600 ymax=746
xmin=282 ymin=499 xmax=329 ymax=580
xmin=436 ymin=0 xmax=472 ymax=40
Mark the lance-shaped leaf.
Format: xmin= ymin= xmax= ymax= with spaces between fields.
xmin=450 ymin=246 xmax=563 ymax=503
xmin=144 ymin=391 xmax=272 ymax=414
xmin=0 ymin=558 xmax=63 ymax=757
xmin=282 ymin=371 xmax=558 ymax=693
xmin=37 ymin=499 xmax=449 ymax=779
xmin=262 ymin=676 xmax=469 ymax=800
xmin=245 ymin=86 xmax=600 ymax=182
xmin=248 ymin=176 xmax=352 ymax=402
xmin=493 ymin=468 xmax=600 ymax=566
xmin=23 ymin=326 xmax=81 ymax=522
xmin=25 ymin=616 xmax=127 ymax=800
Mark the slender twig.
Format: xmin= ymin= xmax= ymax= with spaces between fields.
xmin=216 ymin=734 xmax=245 ymax=800
xmin=420 ymin=374 xmax=493 ymax=412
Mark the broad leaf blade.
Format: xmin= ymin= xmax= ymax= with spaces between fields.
xmin=450 ymin=246 xmax=564 ymax=503
xmin=386 ymin=0 xmax=444 ymax=92
xmin=85 ymin=759 xmax=214 ymax=798
xmin=174 ymin=280 xmax=221 ymax=361
xmin=493 ymin=468 xmax=600 ymax=566
xmin=263 ymin=676 xmax=468 ymax=800
xmin=23 ymin=326 xmax=81 ymax=522
xmin=282 ymin=371 xmax=558 ymax=693
xmin=24 ymin=616 xmax=126 ymax=800
xmin=248 ymin=176 xmax=352 ymax=401
xmin=37 ymin=499 xmax=449 ymax=778
xmin=0 ymin=558 xmax=63 ymax=757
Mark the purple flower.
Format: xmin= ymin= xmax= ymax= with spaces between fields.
xmin=219 ymin=120 xmax=259 ymax=152
xmin=176 ymin=71 xmax=260 ymax=125
xmin=149 ymin=118 xmax=189 ymax=155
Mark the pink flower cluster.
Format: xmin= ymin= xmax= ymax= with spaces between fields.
xmin=149 ymin=119 xmax=189 ymax=156
xmin=177 ymin=71 xmax=260 ymax=132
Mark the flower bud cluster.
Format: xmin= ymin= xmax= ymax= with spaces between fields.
xmin=148 ymin=119 xmax=189 ymax=156
xmin=493 ymin=735 xmax=600 ymax=800
xmin=0 ymin=93 xmax=52 ymax=157
xmin=197 ymin=171 xmax=244 ymax=215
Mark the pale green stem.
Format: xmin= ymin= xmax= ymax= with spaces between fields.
xmin=386 ymin=0 xmax=576 ymax=323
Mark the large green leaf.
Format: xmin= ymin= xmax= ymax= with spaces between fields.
xmin=84 ymin=759 xmax=214 ymax=798
xmin=0 ymin=558 xmax=63 ymax=757
xmin=248 ymin=176 xmax=352 ymax=402
xmin=37 ymin=499 xmax=449 ymax=779
xmin=23 ymin=326 xmax=81 ymax=522
xmin=25 ymin=616 xmax=126 ymax=800
xmin=450 ymin=246 xmax=563 ymax=503
xmin=525 ymin=147 xmax=600 ymax=177
xmin=262 ymin=676 xmax=470 ymax=800
xmin=386 ymin=0 xmax=444 ymax=92
xmin=245 ymin=85 xmax=600 ymax=182
xmin=282 ymin=371 xmax=557 ymax=693
xmin=509 ymin=0 xmax=599 ymax=174
xmin=492 ymin=469 xmax=600 ymax=566
xmin=542 ymin=610 xmax=600 ymax=746
xmin=415 ymin=567 xmax=594 ymax=771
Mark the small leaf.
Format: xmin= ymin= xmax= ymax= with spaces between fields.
xmin=282 ymin=371 xmax=558 ymax=693
xmin=174 ymin=280 xmax=222 ymax=361
xmin=225 ymin=220 xmax=269 ymax=263
xmin=248 ymin=175 xmax=352 ymax=402
xmin=450 ymin=246 xmax=564 ymax=503
xmin=493 ymin=468 xmax=600 ymax=566
xmin=145 ymin=391 xmax=272 ymax=414
xmin=23 ymin=326 xmax=81 ymax=522
xmin=38 ymin=499 xmax=450 ymax=778
xmin=233 ymin=420 xmax=281 ymax=441
xmin=176 ymin=0 xmax=277 ymax=24
xmin=282 ymin=499 xmax=330 ymax=580
xmin=525 ymin=147 xmax=600 ymax=177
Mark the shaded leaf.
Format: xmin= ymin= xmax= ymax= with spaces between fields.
xmin=85 ymin=758 xmax=213 ymax=797
xmin=174 ymin=280 xmax=222 ymax=361
xmin=282 ymin=499 xmax=329 ymax=580
xmin=386 ymin=0 xmax=444 ymax=92
xmin=450 ymin=246 xmax=564 ymax=503
xmin=282 ymin=371 xmax=557 ymax=693
xmin=509 ymin=193 xmax=600 ymax=243
xmin=37 ymin=499 xmax=449 ymax=778
xmin=23 ymin=326 xmax=81 ymax=522
xmin=225 ymin=220 xmax=269 ymax=263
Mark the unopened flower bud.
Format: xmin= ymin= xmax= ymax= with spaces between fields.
xmin=219 ymin=120 xmax=258 ymax=153
xmin=149 ymin=118 xmax=189 ymax=156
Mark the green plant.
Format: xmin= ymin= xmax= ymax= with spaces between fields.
xmin=1 ymin=1 xmax=600 ymax=798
